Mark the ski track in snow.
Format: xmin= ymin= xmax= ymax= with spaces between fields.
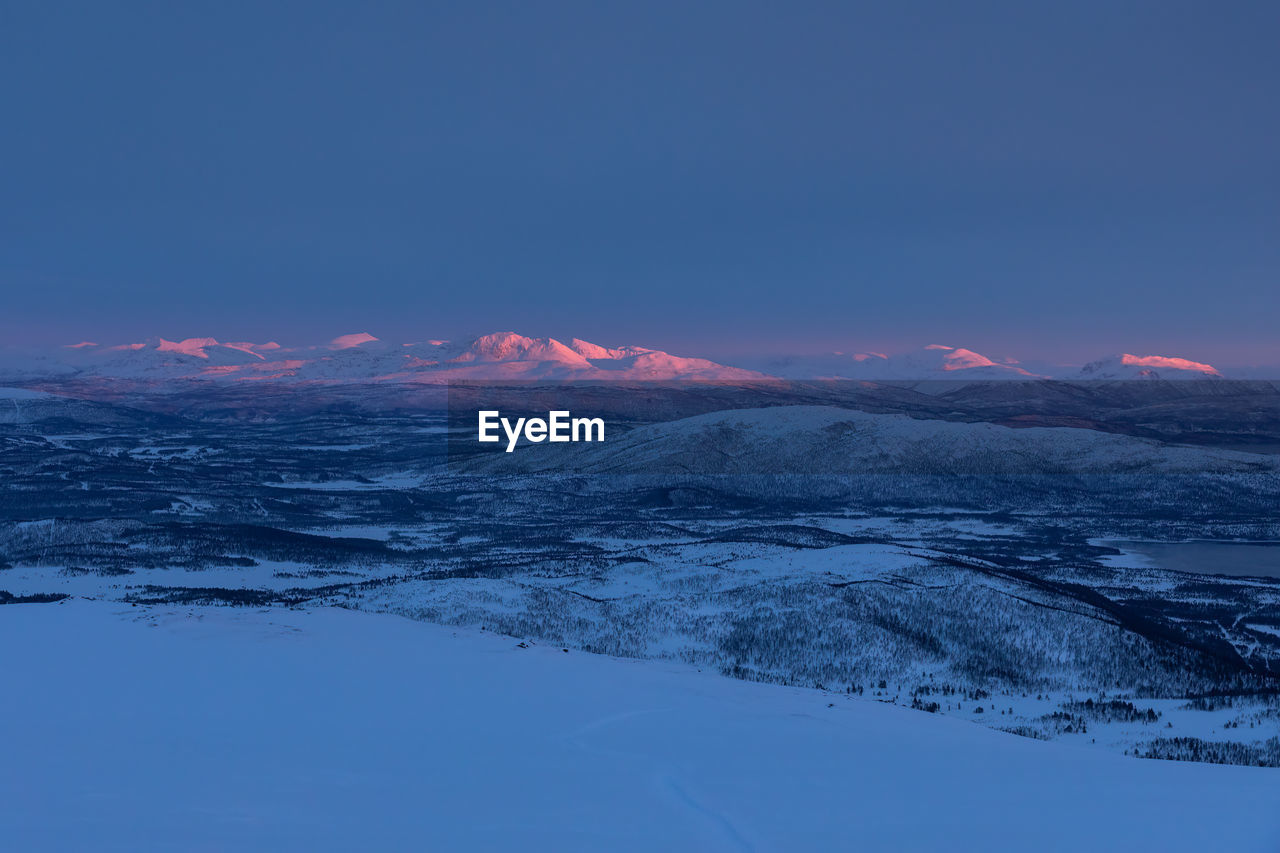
xmin=563 ymin=708 xmax=753 ymax=849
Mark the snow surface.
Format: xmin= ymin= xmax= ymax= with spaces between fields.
xmin=0 ymin=386 xmax=57 ymax=399
xmin=3 ymin=599 xmax=1278 ymax=852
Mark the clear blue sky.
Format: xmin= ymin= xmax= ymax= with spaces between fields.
xmin=2 ymin=1 xmax=1277 ymax=363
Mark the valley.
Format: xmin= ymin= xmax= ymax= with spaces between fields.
xmin=4 ymin=381 xmax=1279 ymax=768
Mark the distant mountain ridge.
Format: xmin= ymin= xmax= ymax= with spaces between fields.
xmin=0 ymin=331 xmax=1258 ymax=384
xmin=740 ymin=344 xmax=1038 ymax=380
xmin=0 ymin=331 xmax=765 ymax=383
xmin=730 ymin=346 xmax=1239 ymax=381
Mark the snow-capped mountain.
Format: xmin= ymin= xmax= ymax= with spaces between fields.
xmin=1076 ymin=354 xmax=1223 ymax=380
xmin=1 ymin=332 xmax=765 ymax=383
xmin=51 ymin=333 xmax=279 ymax=381
xmin=732 ymin=346 xmax=1246 ymax=382
xmin=397 ymin=333 xmax=766 ymax=381
xmin=890 ymin=345 xmax=1038 ymax=378
xmin=0 ymin=333 xmax=1251 ymax=384
xmin=733 ymin=344 xmax=1039 ymax=380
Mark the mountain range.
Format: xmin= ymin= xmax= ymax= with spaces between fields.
xmin=0 ymin=331 xmax=1262 ymax=384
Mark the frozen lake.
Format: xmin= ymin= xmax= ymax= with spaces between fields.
xmin=1101 ymin=539 xmax=1280 ymax=579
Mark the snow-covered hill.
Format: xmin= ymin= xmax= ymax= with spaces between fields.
xmin=4 ymin=600 xmax=1278 ymax=851
xmin=460 ymin=405 xmax=1280 ymax=475
xmin=0 ymin=386 xmax=169 ymax=426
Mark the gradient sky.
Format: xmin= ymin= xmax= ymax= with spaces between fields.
xmin=2 ymin=1 xmax=1277 ymax=364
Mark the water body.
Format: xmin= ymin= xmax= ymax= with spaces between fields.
xmin=1100 ymin=540 xmax=1280 ymax=579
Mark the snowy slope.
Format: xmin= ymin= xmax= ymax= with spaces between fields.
xmin=0 ymin=387 xmax=167 ymax=425
xmin=2 ymin=600 xmax=1277 ymax=852
xmin=0 ymin=386 xmax=58 ymax=400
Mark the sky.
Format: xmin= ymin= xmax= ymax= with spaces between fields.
xmin=2 ymin=1 xmax=1277 ymax=365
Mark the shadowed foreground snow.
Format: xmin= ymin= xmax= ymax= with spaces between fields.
xmin=3 ymin=601 xmax=1278 ymax=852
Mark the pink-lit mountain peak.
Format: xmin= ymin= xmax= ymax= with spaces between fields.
xmin=28 ymin=330 xmax=763 ymax=382
xmin=449 ymin=332 xmax=590 ymax=367
xmin=1120 ymin=354 xmax=1220 ymax=374
xmin=156 ymin=337 xmax=221 ymax=358
xmin=79 ymin=336 xmax=277 ymax=361
xmin=1079 ymin=354 xmax=1222 ymax=380
xmin=329 ymin=332 xmax=380 ymax=350
xmin=568 ymin=338 xmax=652 ymax=360
xmin=14 ymin=332 xmax=1234 ymax=383
xmin=420 ymin=332 xmax=765 ymax=380
xmin=151 ymin=337 xmax=270 ymax=361
xmin=918 ymin=345 xmax=1021 ymax=373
